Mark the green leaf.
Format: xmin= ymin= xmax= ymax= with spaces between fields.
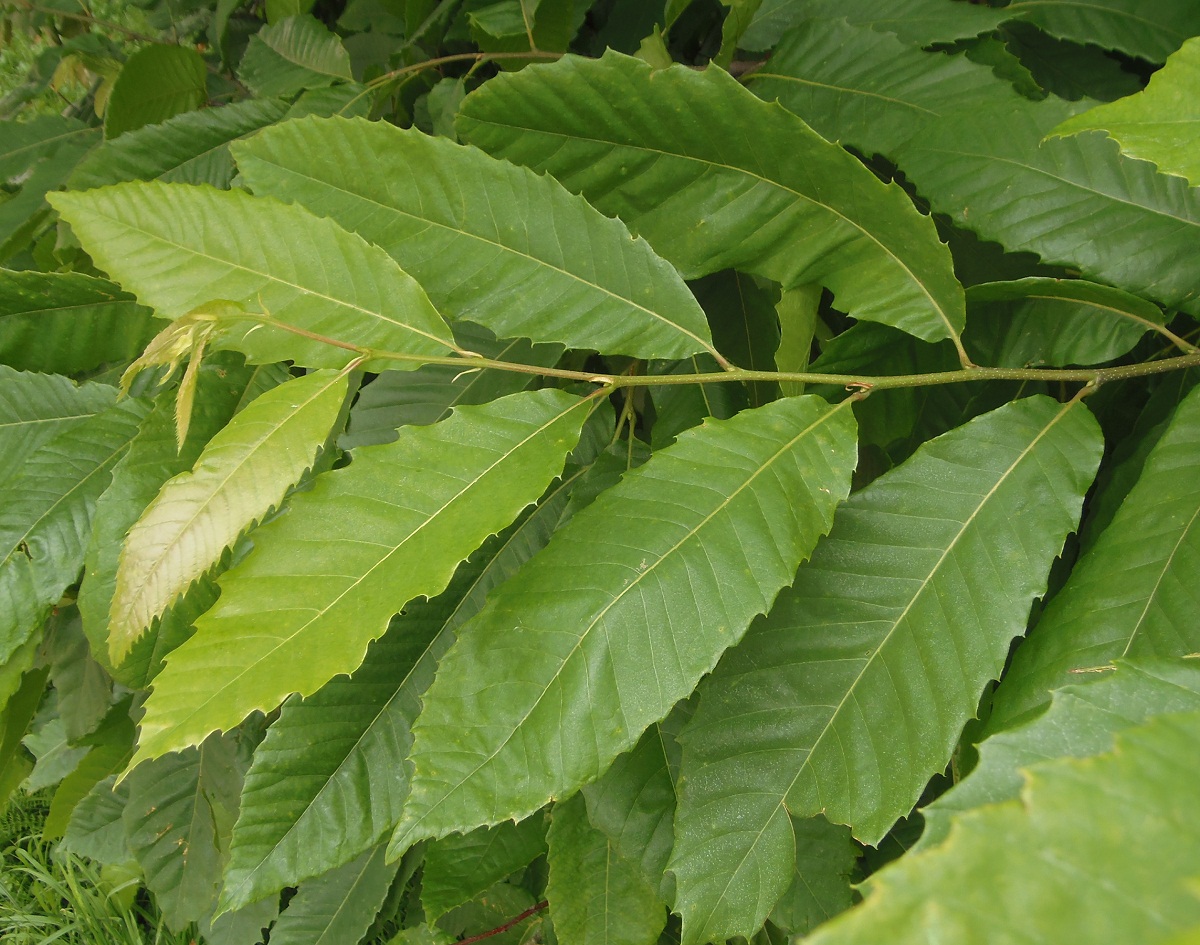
xmin=715 ymin=0 xmax=764 ymax=69
xmin=1006 ymin=0 xmax=1200 ymax=64
xmin=920 ymin=658 xmax=1200 ymax=852
xmin=0 ymin=365 xmax=118 ymax=483
xmin=269 ymin=845 xmax=397 ymax=945
xmin=0 ymin=124 xmax=99 ymax=260
xmin=220 ymin=429 xmax=600 ymax=912
xmin=45 ymin=698 xmax=137 ymax=839
xmin=60 ymin=775 xmax=133 ymax=866
xmin=748 ymin=19 xmax=1200 ymax=319
xmin=424 ymin=817 xmax=548 ymax=920
xmin=123 ymin=731 xmax=248 ymax=929
xmin=669 ymin=396 xmax=1102 ymax=944
xmin=581 ymin=709 xmax=688 ymax=899
xmin=0 ymin=400 xmax=147 ymax=667
xmin=767 ymin=816 xmax=857 ymax=936
xmin=988 ymin=385 xmax=1200 ymax=732
xmin=0 ymin=270 xmax=157 ymax=376
xmin=805 ymin=710 xmax=1200 ymax=944
xmin=692 ymin=271 xmax=780 ymax=408
xmin=457 ymin=52 xmax=966 ymax=349
xmin=110 ymin=369 xmax=349 ymax=664
xmin=547 ymin=794 xmax=666 ymax=945
xmin=1051 ymin=35 xmax=1200 ymax=186
xmin=104 ymin=45 xmax=208 ymax=140
xmin=49 ymin=183 xmax=457 ymax=370
xmin=964 ymin=277 xmax=1170 ymax=368
xmin=392 ymin=394 xmax=857 ymax=853
xmin=343 ymin=325 xmax=562 ymax=449
xmin=0 ymin=116 xmax=93 ymax=179
xmin=77 ymin=363 xmax=267 ymax=680
xmin=238 ymin=15 xmax=353 ymax=98
xmin=739 ymin=0 xmax=1008 ymax=51
xmin=234 ymin=116 xmax=718 ymax=361
xmin=130 ymin=389 xmax=592 ymax=768
xmin=73 ymin=98 xmax=289 ymax=189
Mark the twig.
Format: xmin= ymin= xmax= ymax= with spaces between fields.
xmin=228 ymin=310 xmax=1200 ymax=394
xmin=457 ymin=900 xmax=548 ymax=945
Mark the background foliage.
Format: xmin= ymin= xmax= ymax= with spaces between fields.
xmin=2 ymin=1 xmax=1200 ymax=943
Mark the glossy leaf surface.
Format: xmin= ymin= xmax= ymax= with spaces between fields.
xmin=1052 ymin=35 xmax=1200 ymax=185
xmin=989 ymin=385 xmax=1200 ymax=731
xmin=806 ymin=710 xmax=1200 ymax=944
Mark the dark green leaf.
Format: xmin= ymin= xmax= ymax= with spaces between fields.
xmin=458 ymin=52 xmax=967 ymax=349
xmin=104 ymin=45 xmax=208 ymax=140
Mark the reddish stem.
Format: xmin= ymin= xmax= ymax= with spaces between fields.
xmin=456 ymin=900 xmax=549 ymax=945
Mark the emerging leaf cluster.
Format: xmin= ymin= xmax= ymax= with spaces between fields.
xmin=1 ymin=2 xmax=1199 ymax=945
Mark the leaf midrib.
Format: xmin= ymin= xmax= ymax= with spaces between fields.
xmin=224 ymin=463 xmax=588 ymax=909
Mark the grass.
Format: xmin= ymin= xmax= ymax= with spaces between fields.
xmin=0 ymin=791 xmax=197 ymax=945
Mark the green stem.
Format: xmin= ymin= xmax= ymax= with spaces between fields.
xmin=236 ymin=311 xmax=1200 ymax=394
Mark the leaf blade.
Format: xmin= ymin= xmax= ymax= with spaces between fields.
xmin=392 ymin=394 xmax=857 ymax=853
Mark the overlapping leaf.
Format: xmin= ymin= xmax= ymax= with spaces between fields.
xmin=806 ymin=710 xmax=1200 ymax=944
xmin=104 ymin=45 xmax=207 ymax=139
xmin=220 ymin=418 xmax=610 ymax=911
xmin=110 ymin=369 xmax=348 ymax=663
xmin=988 ymin=385 xmax=1200 ymax=732
xmin=342 ymin=324 xmax=562 ymax=449
xmin=767 ymin=816 xmax=857 ymax=936
xmin=72 ymin=98 xmax=289 ymax=189
xmin=268 ymin=845 xmax=396 ymax=945
xmin=130 ymin=389 xmax=592 ymax=769
xmin=1006 ymin=0 xmax=1200 ymax=64
xmin=123 ymin=732 xmax=247 ymax=929
xmin=0 ymin=270 xmax=157 ymax=375
xmin=392 ymin=394 xmax=857 ymax=854
xmin=749 ymin=18 xmax=1200 ymax=318
xmin=964 ymin=277 xmax=1171 ymax=368
xmin=742 ymin=0 xmax=1200 ymax=61
xmin=1052 ymin=36 xmax=1200 ymax=186
xmin=424 ymin=817 xmax=548 ymax=920
xmin=547 ymin=794 xmax=665 ymax=945
xmin=920 ymin=658 xmax=1200 ymax=851
xmin=581 ymin=718 xmax=684 ymax=898
xmin=0 ymin=366 xmax=117 ymax=483
xmin=234 ymin=116 xmax=718 ymax=360
xmin=0 ymin=400 xmax=147 ymax=666
xmin=740 ymin=0 xmax=1008 ymax=50
xmin=669 ymin=396 xmax=1102 ymax=944
xmin=50 ymin=183 xmax=457 ymax=370
xmin=457 ymin=52 xmax=966 ymax=347
xmin=238 ymin=15 xmax=353 ymax=98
